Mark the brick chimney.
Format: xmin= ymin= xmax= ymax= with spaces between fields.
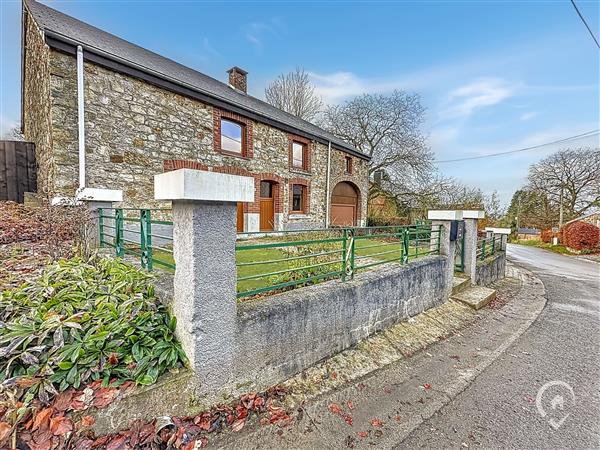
xmin=227 ymin=66 xmax=248 ymax=93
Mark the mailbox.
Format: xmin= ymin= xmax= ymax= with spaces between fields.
xmin=449 ymin=220 xmax=461 ymax=242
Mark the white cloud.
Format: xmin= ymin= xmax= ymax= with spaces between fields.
xmin=201 ymin=38 xmax=220 ymax=58
xmin=243 ymin=18 xmax=285 ymax=48
xmin=429 ymin=126 xmax=461 ymax=147
xmin=438 ymin=79 xmax=517 ymax=119
xmin=520 ymin=111 xmax=538 ymax=121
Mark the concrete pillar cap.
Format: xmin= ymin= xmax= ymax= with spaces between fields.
xmin=154 ymin=169 xmax=254 ymax=202
xmin=462 ymin=210 xmax=485 ymax=219
xmin=427 ymin=210 xmax=463 ymax=221
xmin=484 ymin=227 xmax=511 ymax=235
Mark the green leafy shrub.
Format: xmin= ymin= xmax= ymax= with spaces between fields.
xmin=0 ymin=257 xmax=186 ymax=404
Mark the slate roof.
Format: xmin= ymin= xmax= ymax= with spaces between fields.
xmin=23 ymin=0 xmax=368 ymax=159
xmin=517 ymin=227 xmax=540 ymax=235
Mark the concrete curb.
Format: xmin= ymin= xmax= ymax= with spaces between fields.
xmin=395 ymin=262 xmax=547 ymax=445
xmin=213 ymin=262 xmax=548 ymax=449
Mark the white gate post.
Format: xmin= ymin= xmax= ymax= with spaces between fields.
xmin=428 ymin=210 xmax=462 ymax=300
xmin=154 ymin=169 xmax=254 ymax=392
xmin=462 ymin=210 xmax=485 ymax=285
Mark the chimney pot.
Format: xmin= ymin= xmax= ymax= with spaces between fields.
xmin=227 ymin=66 xmax=248 ymax=93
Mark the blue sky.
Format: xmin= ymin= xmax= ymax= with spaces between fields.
xmin=1 ymin=0 xmax=599 ymax=205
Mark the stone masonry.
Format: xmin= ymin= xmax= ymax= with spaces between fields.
xmin=22 ymin=16 xmax=369 ymax=230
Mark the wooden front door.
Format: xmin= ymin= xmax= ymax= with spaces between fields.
xmin=236 ymin=202 xmax=244 ymax=232
xmin=331 ymin=182 xmax=358 ymax=227
xmin=259 ymin=181 xmax=275 ymax=231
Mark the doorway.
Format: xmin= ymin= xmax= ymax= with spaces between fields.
xmin=259 ymin=180 xmax=275 ymax=231
xmin=331 ymin=182 xmax=358 ymax=227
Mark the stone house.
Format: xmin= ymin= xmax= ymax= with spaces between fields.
xmin=21 ymin=0 xmax=370 ymax=232
xmin=563 ymin=212 xmax=600 ymax=230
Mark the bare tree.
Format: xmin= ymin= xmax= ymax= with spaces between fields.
xmin=2 ymin=125 xmax=24 ymax=141
xmin=264 ymin=67 xmax=322 ymax=121
xmin=320 ymin=90 xmax=432 ymax=194
xmin=527 ymin=147 xmax=600 ymax=219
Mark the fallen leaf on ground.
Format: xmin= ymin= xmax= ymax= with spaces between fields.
xmin=328 ymin=403 xmax=343 ymax=415
xmin=357 ymin=431 xmax=369 ymax=439
xmin=0 ymin=422 xmax=12 ymax=442
xmin=80 ymin=416 xmax=95 ymax=428
xmin=423 ymin=383 xmax=432 ymax=390
xmin=370 ymin=418 xmax=384 ymax=428
xmin=32 ymin=407 xmax=54 ymax=431
xmin=50 ymin=415 xmax=73 ymax=435
xmin=343 ymin=414 xmax=353 ymax=426
xmin=393 ymin=415 xmax=402 ymax=422
xmin=347 ymin=400 xmax=355 ymax=410
xmin=231 ymin=418 xmax=246 ymax=432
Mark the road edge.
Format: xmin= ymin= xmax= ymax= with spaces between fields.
xmin=393 ymin=261 xmax=548 ymax=447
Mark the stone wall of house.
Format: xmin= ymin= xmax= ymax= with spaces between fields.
xmin=22 ymin=11 xmax=53 ymax=196
xmin=47 ymin=50 xmax=369 ymax=228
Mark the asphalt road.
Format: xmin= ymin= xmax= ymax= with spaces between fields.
xmin=399 ymin=244 xmax=600 ymax=449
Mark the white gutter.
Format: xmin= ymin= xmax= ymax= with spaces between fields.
xmin=77 ymin=45 xmax=86 ymax=190
xmin=325 ymin=141 xmax=332 ymax=228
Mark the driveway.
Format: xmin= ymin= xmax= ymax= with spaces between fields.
xmin=398 ymin=244 xmax=600 ymax=449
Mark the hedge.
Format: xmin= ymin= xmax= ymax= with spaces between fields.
xmin=562 ymin=221 xmax=600 ymax=250
xmin=540 ymin=229 xmax=553 ymax=244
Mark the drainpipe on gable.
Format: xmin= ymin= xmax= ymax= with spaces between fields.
xmin=70 ymin=45 xmax=122 ymax=206
xmin=77 ymin=45 xmax=86 ymax=191
xmin=325 ymin=141 xmax=332 ymax=228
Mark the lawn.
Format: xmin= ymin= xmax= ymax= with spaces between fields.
xmin=140 ymin=233 xmax=438 ymax=298
xmin=512 ymin=239 xmax=573 ymax=255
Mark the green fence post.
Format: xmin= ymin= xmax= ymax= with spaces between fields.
xmin=140 ymin=209 xmax=146 ymax=269
xmin=115 ymin=208 xmax=124 ymax=257
xmin=397 ymin=227 xmax=403 ymax=262
xmin=415 ymin=227 xmax=419 ymax=259
xmin=492 ymin=234 xmax=496 ymax=254
xmin=98 ymin=208 xmax=104 ymax=247
xmin=349 ymin=228 xmax=355 ymax=279
xmin=403 ymin=228 xmax=410 ymax=263
xmin=481 ymin=239 xmax=486 ymax=260
xmin=146 ymin=210 xmax=153 ymax=271
xmin=438 ymin=224 xmax=442 ymax=256
xmin=341 ymin=228 xmax=348 ymax=282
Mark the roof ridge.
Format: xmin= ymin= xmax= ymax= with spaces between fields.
xmin=24 ymin=0 xmax=368 ymax=159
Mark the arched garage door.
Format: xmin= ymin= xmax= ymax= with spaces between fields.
xmin=331 ymin=182 xmax=358 ymax=226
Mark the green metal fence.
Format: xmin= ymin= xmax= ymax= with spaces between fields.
xmin=235 ymin=224 xmax=442 ymax=298
xmin=476 ymin=233 xmax=504 ymax=260
xmin=98 ymin=208 xmax=175 ymax=270
xmin=99 ymin=210 xmax=443 ymax=299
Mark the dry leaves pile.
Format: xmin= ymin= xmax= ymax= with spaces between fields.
xmin=0 ymin=384 xmax=290 ymax=450
xmin=0 ymin=201 xmax=93 ymax=291
xmin=0 ymin=378 xmax=135 ymax=450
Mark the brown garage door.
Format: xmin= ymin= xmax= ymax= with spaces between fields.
xmin=331 ymin=182 xmax=358 ymax=227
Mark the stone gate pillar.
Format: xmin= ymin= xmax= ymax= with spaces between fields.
xmin=462 ymin=210 xmax=485 ymax=285
xmin=154 ymin=169 xmax=254 ymax=392
xmin=427 ymin=210 xmax=463 ymax=300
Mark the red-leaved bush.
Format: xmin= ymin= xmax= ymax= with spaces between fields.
xmin=562 ymin=221 xmax=600 ymax=251
xmin=540 ymin=229 xmax=553 ymax=243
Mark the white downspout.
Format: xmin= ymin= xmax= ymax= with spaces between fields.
xmin=325 ymin=141 xmax=332 ymax=228
xmin=77 ymin=45 xmax=86 ymax=191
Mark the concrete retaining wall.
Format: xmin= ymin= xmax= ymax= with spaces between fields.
xmin=234 ymin=255 xmax=449 ymax=390
xmin=475 ymin=252 xmax=506 ymax=286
